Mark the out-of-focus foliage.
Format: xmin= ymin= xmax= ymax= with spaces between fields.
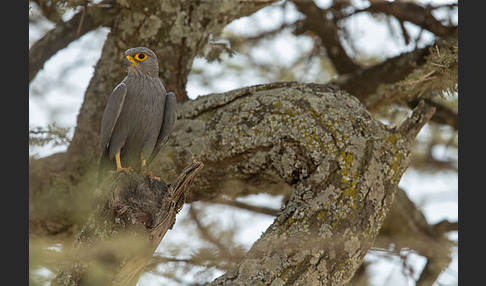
xmin=29 ymin=124 xmax=71 ymax=152
xmin=30 ymin=0 xmax=88 ymax=23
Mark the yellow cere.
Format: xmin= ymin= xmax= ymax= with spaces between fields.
xmin=126 ymin=55 xmax=139 ymax=66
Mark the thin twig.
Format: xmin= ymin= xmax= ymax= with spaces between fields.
xmin=210 ymin=197 xmax=279 ymax=216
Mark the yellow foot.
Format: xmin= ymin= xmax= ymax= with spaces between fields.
xmin=140 ymin=170 xmax=161 ymax=181
xmin=112 ymin=153 xmax=133 ymax=174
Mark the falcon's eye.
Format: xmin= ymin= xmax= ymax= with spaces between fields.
xmin=134 ymin=53 xmax=147 ymax=61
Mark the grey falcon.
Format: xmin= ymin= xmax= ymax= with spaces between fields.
xmin=98 ymin=46 xmax=177 ymax=183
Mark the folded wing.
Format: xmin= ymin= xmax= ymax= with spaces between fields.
xmin=98 ymin=83 xmax=128 ymax=183
xmin=147 ymin=92 xmax=177 ymax=165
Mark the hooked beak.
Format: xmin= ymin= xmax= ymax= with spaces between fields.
xmin=123 ymin=55 xmax=139 ymax=68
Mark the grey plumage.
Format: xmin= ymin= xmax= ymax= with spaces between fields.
xmin=98 ymin=47 xmax=177 ymax=183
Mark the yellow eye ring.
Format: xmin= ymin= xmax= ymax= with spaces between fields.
xmin=134 ymin=53 xmax=147 ymax=61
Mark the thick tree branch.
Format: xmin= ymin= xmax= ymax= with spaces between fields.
xmin=148 ymin=82 xmax=433 ymax=285
xmin=34 ymin=79 xmax=436 ymax=285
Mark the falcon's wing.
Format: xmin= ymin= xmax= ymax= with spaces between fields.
xmin=147 ymin=92 xmax=177 ymax=165
xmin=98 ymin=83 xmax=127 ymax=184
xmin=99 ymin=82 xmax=128 ymax=155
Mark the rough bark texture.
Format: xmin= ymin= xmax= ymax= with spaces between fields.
xmin=143 ymin=82 xmax=433 ymax=285
xmin=51 ymin=162 xmax=203 ymax=286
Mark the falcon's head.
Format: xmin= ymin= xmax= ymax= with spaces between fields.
xmin=123 ymin=46 xmax=159 ymax=77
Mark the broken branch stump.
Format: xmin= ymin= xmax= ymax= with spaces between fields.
xmin=51 ymin=161 xmax=204 ymax=286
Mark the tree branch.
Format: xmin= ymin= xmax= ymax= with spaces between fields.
xmin=146 ymin=82 xmax=433 ymax=285
xmin=34 ymin=79 xmax=436 ymax=285
xmin=29 ymin=1 xmax=119 ymax=82
xmin=189 ymin=205 xmax=235 ymax=260
xmin=293 ymin=0 xmax=360 ymax=74
xmin=291 ymin=0 xmax=457 ymax=131
xmin=368 ymin=0 xmax=457 ymax=38
xmin=331 ymin=40 xmax=457 ymax=130
xmin=332 ymin=46 xmax=429 ymax=101
xmin=377 ymin=188 xmax=455 ymax=286
xmin=408 ymin=97 xmax=458 ymax=131
xmin=210 ymin=197 xmax=279 ymax=217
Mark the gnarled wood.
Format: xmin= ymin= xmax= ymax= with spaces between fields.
xmin=51 ymin=161 xmax=203 ymax=286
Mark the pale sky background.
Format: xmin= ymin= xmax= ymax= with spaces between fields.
xmin=29 ymin=0 xmax=458 ymax=285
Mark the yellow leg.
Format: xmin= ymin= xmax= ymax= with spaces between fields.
xmin=141 ymin=157 xmax=147 ymax=173
xmin=140 ymin=156 xmax=161 ymax=181
xmin=112 ymin=152 xmax=132 ymax=173
xmin=115 ymin=152 xmax=123 ymax=170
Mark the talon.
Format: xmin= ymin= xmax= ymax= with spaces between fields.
xmin=112 ymin=152 xmax=134 ymax=173
xmin=139 ymin=157 xmax=161 ymax=181
xmin=111 ymin=167 xmax=133 ymax=173
xmin=151 ymin=175 xmax=162 ymax=181
xmin=140 ymin=170 xmax=161 ymax=181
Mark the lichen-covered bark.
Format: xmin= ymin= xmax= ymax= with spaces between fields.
xmin=139 ymin=82 xmax=433 ymax=285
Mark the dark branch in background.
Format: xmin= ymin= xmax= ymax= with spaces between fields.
xmin=332 ymin=46 xmax=428 ymax=101
xmin=293 ymin=0 xmax=458 ymax=75
xmin=367 ymin=0 xmax=457 ymax=38
xmin=29 ymin=1 xmax=119 ymax=83
xmin=188 ymin=205 xmax=238 ymax=262
xmin=31 ymin=0 xmax=65 ymax=24
xmin=210 ymin=197 xmax=279 ymax=217
xmin=331 ymin=41 xmax=457 ymax=131
xmin=378 ymin=188 xmax=457 ymax=286
xmin=293 ymin=0 xmax=360 ymax=74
